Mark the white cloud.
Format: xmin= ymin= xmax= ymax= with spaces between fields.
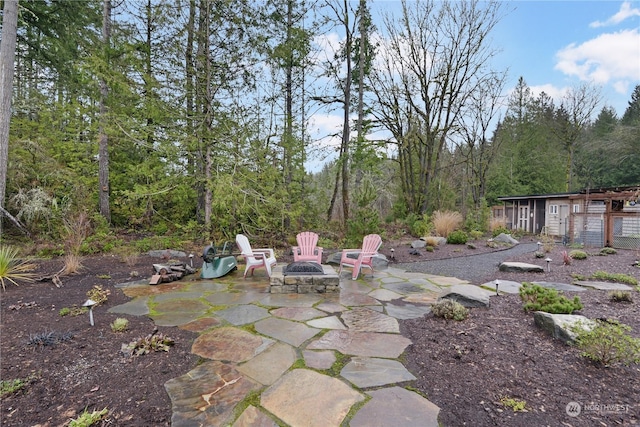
xmin=529 ymin=83 xmax=569 ymax=102
xmin=554 ymin=29 xmax=640 ymax=92
xmin=590 ymin=1 xmax=640 ymax=28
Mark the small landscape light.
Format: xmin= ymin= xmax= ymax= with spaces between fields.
xmin=536 ymin=241 xmax=542 ymax=251
xmin=390 ymin=248 xmax=395 ymax=260
xmin=189 ymin=253 xmax=194 ymax=267
xmin=495 ymin=280 xmax=500 ymax=296
xmin=545 ymin=257 xmax=552 ymax=273
xmin=83 ymin=299 xmax=97 ymax=326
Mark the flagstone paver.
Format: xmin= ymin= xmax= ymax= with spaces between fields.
xmin=150 ymin=298 xmax=212 ymax=326
xmin=368 ymin=288 xmax=404 ymax=301
xmin=341 ymin=306 xmax=400 ymax=333
xmin=480 ymin=279 xmax=522 ymax=294
xmin=573 ymin=280 xmax=634 ymax=291
xmin=349 ymin=386 xmax=440 ymax=427
xmin=254 ymin=317 xmax=321 ymax=347
xmin=315 ymin=301 xmax=348 ymax=313
xmin=205 ymin=291 xmax=263 ymax=305
xmin=179 ymin=316 xmax=221 ymax=332
xmin=307 ymin=315 xmax=347 ymax=330
xmin=260 ymin=369 xmax=364 ymax=427
xmin=341 ymin=357 xmax=416 ymax=388
xmin=307 ymin=330 xmax=412 ymax=358
xmin=339 ymin=292 xmax=381 ymax=306
xmin=232 ymin=405 xmax=278 ymax=427
xmin=164 ymin=361 xmax=261 ymax=427
xmin=107 ymin=296 xmax=150 ymax=316
xmin=236 ymin=342 xmax=296 ymax=385
xmin=260 ymin=293 xmax=322 ymax=307
xmin=384 ymin=301 xmax=432 ymax=320
xmin=303 ymin=349 xmax=336 ymax=370
xmin=192 ymin=326 xmax=274 ymax=362
xmin=532 ymin=281 xmax=587 ymax=292
xmin=215 ymin=304 xmax=270 ymax=325
xmin=270 ymin=306 xmax=325 ymax=321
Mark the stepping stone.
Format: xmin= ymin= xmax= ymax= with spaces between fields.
xmin=350 ymin=386 xmax=440 ymax=427
xmin=315 ymin=301 xmax=347 ymax=313
xmin=340 ymin=357 xmax=416 ymax=388
xmin=150 ymin=298 xmax=211 ymax=326
xmin=254 ymin=317 xmax=321 ymax=347
xmin=438 ymin=284 xmax=493 ymax=308
xmin=164 ymin=361 xmax=260 ymax=427
xmin=383 ymin=282 xmax=426 ymax=295
xmin=192 ymin=326 xmax=274 ymax=362
xmin=532 ymin=281 xmax=586 ymax=292
xmin=384 ymin=302 xmax=432 ymax=320
xmin=303 ymin=350 xmax=336 ymax=370
xmin=179 ymin=316 xmax=221 ymax=332
xmin=573 ymin=281 xmax=634 ymax=291
xmin=307 ymin=315 xmax=347 ymax=330
xmin=260 ymin=293 xmax=321 ymax=308
xmin=237 ymin=342 xmax=296 ymax=385
xmin=307 ymin=330 xmax=412 ymax=358
xmin=493 ymin=233 xmax=518 ymax=244
xmin=480 ymin=280 xmax=522 ymax=294
xmin=339 ymin=292 xmax=381 ymax=306
xmin=341 ymin=307 xmax=399 ymax=333
xmin=108 ymin=296 xmax=149 ymax=316
xmin=215 ymin=304 xmax=270 ymax=325
xmin=233 ymin=405 xmax=277 ymax=427
xmin=271 ymin=307 xmax=325 ymax=321
xmin=426 ymin=276 xmax=470 ymax=287
xmin=368 ymin=288 xmax=404 ymax=301
xmin=205 ymin=291 xmax=262 ymax=306
xmin=499 ymin=262 xmax=544 ymax=273
xmin=261 ymin=369 xmax=364 ymax=427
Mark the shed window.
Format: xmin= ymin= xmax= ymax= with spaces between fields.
xmin=549 ymin=205 xmax=558 ymax=214
xmin=572 ymin=204 xmax=580 ymax=213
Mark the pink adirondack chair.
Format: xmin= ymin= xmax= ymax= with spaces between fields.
xmin=235 ymin=234 xmax=277 ymax=278
xmin=339 ymin=234 xmax=382 ymax=280
xmin=292 ymin=231 xmax=323 ymax=263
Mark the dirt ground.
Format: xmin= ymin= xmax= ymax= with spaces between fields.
xmin=1 ymin=237 xmax=639 ymax=426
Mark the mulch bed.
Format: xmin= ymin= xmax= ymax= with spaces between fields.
xmin=1 ymin=239 xmax=639 ymax=426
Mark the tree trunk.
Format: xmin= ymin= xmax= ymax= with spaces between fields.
xmin=0 ymin=0 xmax=19 ymax=237
xmin=98 ymin=0 xmax=112 ymax=223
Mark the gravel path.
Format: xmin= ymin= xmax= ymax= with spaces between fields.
xmin=396 ymin=242 xmax=539 ymax=284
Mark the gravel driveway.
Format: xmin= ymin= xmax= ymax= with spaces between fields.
xmin=396 ymin=242 xmax=539 ymax=284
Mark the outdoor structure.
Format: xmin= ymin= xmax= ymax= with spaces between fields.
xmin=494 ymin=185 xmax=640 ymax=249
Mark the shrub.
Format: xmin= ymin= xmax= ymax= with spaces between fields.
xmin=574 ymin=319 xmax=640 ymax=367
xmin=59 ymin=307 xmax=71 ymax=316
xmin=446 ymin=230 xmax=468 ymax=245
xmin=62 ymin=253 xmax=83 ymax=275
xmin=609 ymin=291 xmax=633 ymax=303
xmin=569 ymin=250 xmax=587 ymax=260
xmin=600 ymin=247 xmax=617 ymax=255
xmin=491 ymin=226 xmax=510 ymax=238
xmin=1 ymin=377 xmax=30 ymax=398
xmin=469 ymin=230 xmax=484 ymax=240
xmin=519 ymin=282 xmax=583 ymax=314
xmin=424 ymin=236 xmax=441 ymax=247
xmin=500 ymin=396 xmax=527 ymax=412
xmin=432 ymin=210 xmax=462 ymax=238
xmin=0 ymin=246 xmax=36 ymax=291
xmin=489 ymin=217 xmax=506 ymax=233
xmin=409 ymin=213 xmax=432 ymax=238
xmin=426 ymin=245 xmax=434 ymax=252
xmin=534 ymin=250 xmax=545 ymax=259
xmin=87 ymin=285 xmax=110 ymax=306
xmin=431 ymin=299 xmax=469 ymax=321
xmin=591 ymin=271 xmax=638 ymax=286
xmin=123 ymin=332 xmax=174 ymax=356
xmin=111 ymin=318 xmax=129 ymax=332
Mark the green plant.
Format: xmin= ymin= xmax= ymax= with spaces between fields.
xmin=590 ymin=271 xmax=638 ymax=286
xmin=87 ymin=285 xmax=110 ymax=305
xmin=59 ymin=307 xmax=71 ymax=316
xmin=1 ymin=377 xmax=30 ymax=398
xmin=431 ymin=299 xmax=469 ymax=321
xmin=110 ymin=318 xmax=129 ymax=332
xmin=519 ymin=282 xmax=583 ymax=314
xmin=500 ymin=396 xmax=527 ymax=412
xmin=28 ymin=331 xmax=74 ymax=347
xmin=574 ymin=319 xmax=640 ymax=367
xmin=423 ymin=235 xmax=441 ymax=247
xmin=569 ymin=249 xmax=587 ymax=260
xmin=0 ymin=246 xmax=36 ymax=291
xmin=491 ymin=226 xmax=510 ymax=238
xmin=446 ymin=230 xmax=468 ymax=245
xmin=123 ymin=332 xmax=174 ymax=356
xmin=426 ymin=245 xmax=434 ymax=252
xmin=409 ymin=213 xmax=432 ymax=238
xmin=432 ymin=210 xmax=462 ymax=237
xmin=600 ymin=247 xmax=617 ymax=255
xmin=469 ymin=230 xmax=484 ymax=240
xmin=609 ymin=291 xmax=633 ymax=302
xmin=534 ymin=250 xmax=545 ymax=258
xmin=69 ymin=407 xmax=108 ymax=427
xmin=97 ymin=274 xmax=111 ymax=279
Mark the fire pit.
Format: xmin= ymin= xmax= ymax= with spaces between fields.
xmin=270 ymin=263 xmax=339 ymax=293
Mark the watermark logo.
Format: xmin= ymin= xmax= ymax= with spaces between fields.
xmin=566 ymin=401 xmax=581 ymax=417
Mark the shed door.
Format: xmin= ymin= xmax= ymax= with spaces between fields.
xmin=518 ymin=205 xmax=529 ymax=231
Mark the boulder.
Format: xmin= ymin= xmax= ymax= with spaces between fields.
xmin=533 ymin=311 xmax=595 ymax=344
xmin=411 ymin=240 xmax=426 ymax=249
xmin=499 ymin=262 xmax=544 ymax=273
xmin=438 ymin=284 xmax=493 ymax=308
xmin=493 ymin=233 xmax=519 ymax=245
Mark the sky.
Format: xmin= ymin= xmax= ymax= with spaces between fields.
xmin=306 ymin=0 xmax=640 ymax=171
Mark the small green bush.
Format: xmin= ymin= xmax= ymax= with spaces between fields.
xmin=519 ymin=282 xmax=583 ymax=314
xmin=574 ymin=319 xmax=640 ymax=367
xmin=59 ymin=307 xmax=71 ymax=316
xmin=534 ymin=250 xmax=545 ymax=259
xmin=431 ymin=299 xmax=469 ymax=321
xmin=446 ymin=230 xmax=468 ymax=245
xmin=500 ymin=396 xmax=527 ymax=412
xmin=469 ymin=230 xmax=483 ymax=240
xmin=123 ymin=332 xmax=174 ymax=356
xmin=1 ymin=378 xmax=29 ymax=398
xmin=426 ymin=245 xmax=434 ymax=252
xmin=492 ymin=226 xmax=510 ymax=237
xmin=569 ymin=250 xmax=587 ymax=260
xmin=600 ymin=247 xmax=617 ymax=255
xmin=110 ymin=318 xmax=129 ymax=332
xmin=69 ymin=408 xmax=108 ymax=427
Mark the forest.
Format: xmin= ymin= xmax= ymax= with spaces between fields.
xmin=1 ymin=0 xmax=639 ymax=249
